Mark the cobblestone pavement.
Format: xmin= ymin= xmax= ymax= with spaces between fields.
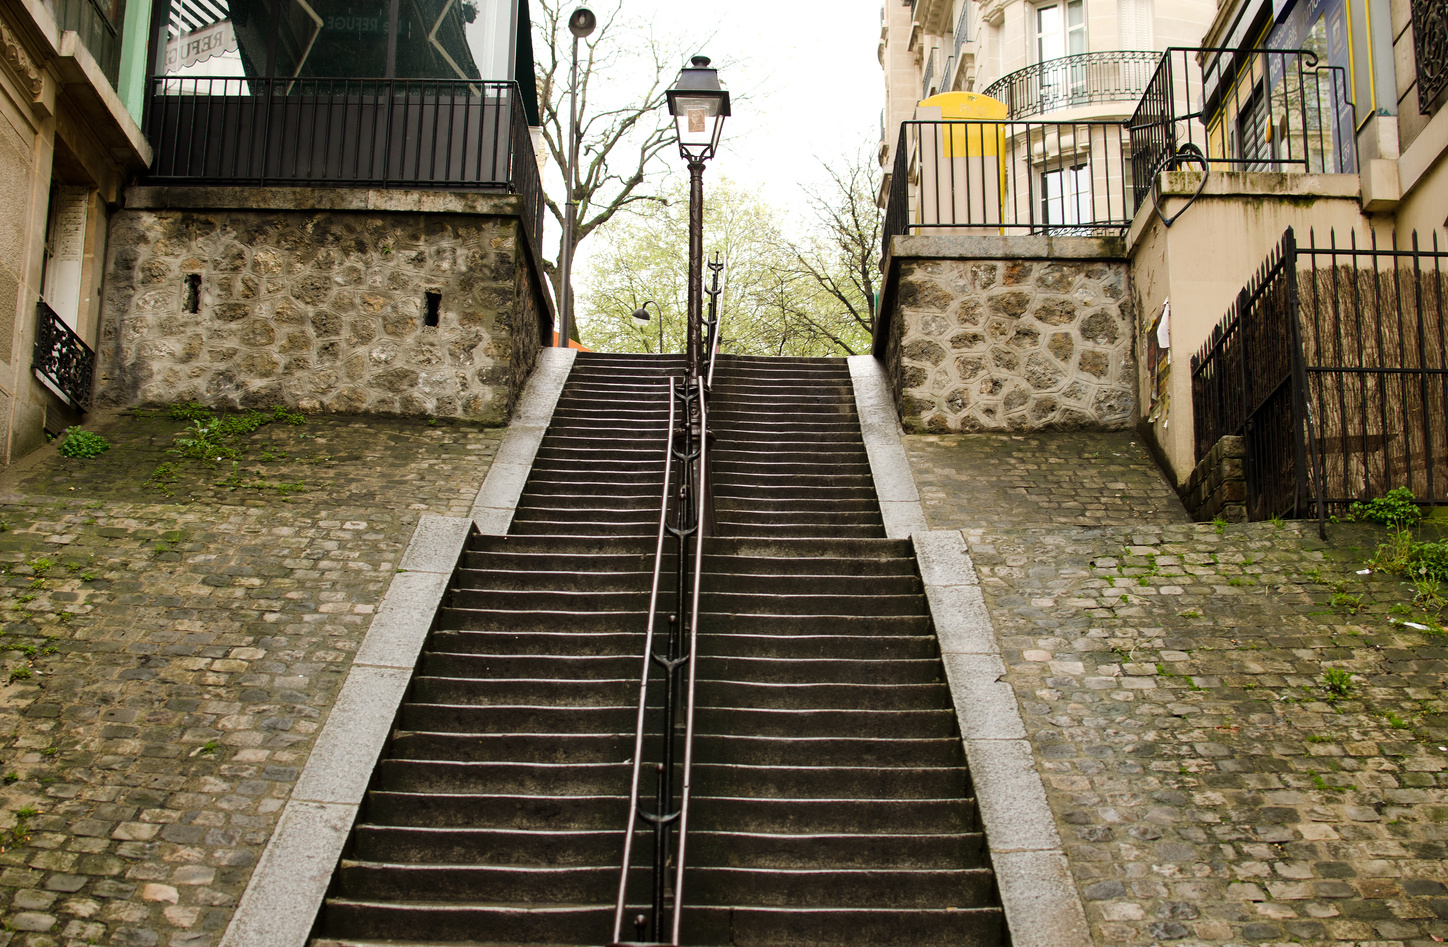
xmin=906 ymin=432 xmax=1188 ymax=528
xmin=904 ymin=432 xmax=1448 ymax=947
xmin=0 ymin=409 xmax=500 ymax=947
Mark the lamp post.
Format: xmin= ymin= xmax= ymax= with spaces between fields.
xmin=557 ymin=7 xmax=596 ymax=348
xmin=632 ymin=299 xmax=663 ymax=354
xmin=665 ymin=56 xmax=730 ymax=379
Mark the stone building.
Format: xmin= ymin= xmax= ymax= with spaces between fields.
xmin=2 ymin=0 xmax=552 ymax=463
xmin=874 ymin=0 xmax=1448 ymax=520
xmin=0 ymin=0 xmax=153 ymax=463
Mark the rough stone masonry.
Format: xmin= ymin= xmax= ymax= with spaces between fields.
xmin=95 ymin=189 xmax=546 ymax=425
xmin=881 ymin=238 xmax=1135 ymax=434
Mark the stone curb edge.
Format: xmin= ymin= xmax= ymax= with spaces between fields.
xmin=220 ymin=350 xmax=575 ymax=947
xmin=471 ymin=346 xmax=576 ymax=533
xmin=847 ymin=355 xmax=1093 ymax=947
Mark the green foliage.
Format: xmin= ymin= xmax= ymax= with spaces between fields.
xmin=57 ymin=428 xmax=110 ymax=458
xmin=1407 ymin=540 xmax=1448 ymax=583
xmin=1350 ymin=487 xmax=1423 ymax=530
xmin=578 ymin=171 xmax=878 ymax=358
xmin=167 ymin=401 xmax=214 ymax=422
xmin=1322 ymin=667 xmax=1354 ymax=696
xmin=1330 ymin=592 xmax=1364 ymax=614
xmin=8 ymin=667 xmax=32 ymax=682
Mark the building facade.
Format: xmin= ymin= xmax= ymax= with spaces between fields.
xmin=874 ymin=0 xmax=1448 ymax=519
xmin=0 ymin=0 xmax=153 ymax=463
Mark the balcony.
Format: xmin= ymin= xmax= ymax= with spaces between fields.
xmin=32 ymin=301 xmax=96 ymax=411
xmin=143 ymin=77 xmax=544 ymax=255
xmin=981 ymin=50 xmax=1161 ymax=120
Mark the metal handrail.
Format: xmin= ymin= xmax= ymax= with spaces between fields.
xmin=704 ymin=253 xmax=724 ymax=391
xmin=670 ymin=375 xmax=709 ymax=946
xmin=611 ymin=384 xmax=677 ymax=944
xmin=611 ymin=372 xmax=705 ymax=947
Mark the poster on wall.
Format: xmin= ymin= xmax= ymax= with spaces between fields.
xmin=1147 ymin=299 xmax=1170 ymax=426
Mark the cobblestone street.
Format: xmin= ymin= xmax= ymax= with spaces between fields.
xmin=905 ymin=432 xmax=1448 ymax=947
xmin=0 ymin=410 xmax=500 ymax=947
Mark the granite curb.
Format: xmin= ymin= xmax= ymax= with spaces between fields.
xmin=471 ymin=347 xmax=576 ymax=534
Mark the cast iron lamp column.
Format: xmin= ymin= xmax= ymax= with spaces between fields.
xmin=557 ymin=7 xmax=596 ymax=347
xmin=665 ymin=56 xmax=730 ymax=380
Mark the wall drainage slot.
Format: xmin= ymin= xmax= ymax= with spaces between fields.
xmin=424 ymin=291 xmax=441 ymax=327
xmin=183 ymin=274 xmax=201 ymax=314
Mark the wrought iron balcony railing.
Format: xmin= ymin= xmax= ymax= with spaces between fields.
xmin=882 ymin=117 xmax=1135 ymax=259
xmin=1130 ymin=46 xmax=1356 ymax=209
xmin=33 ymin=301 xmax=96 ymax=411
xmin=48 ymin=0 xmax=121 ymax=87
xmin=1412 ymin=0 xmax=1446 ymax=114
xmin=144 ymin=77 xmax=545 ymax=258
xmin=982 ymin=50 xmax=1162 ymax=120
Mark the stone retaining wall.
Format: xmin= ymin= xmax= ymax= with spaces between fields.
xmin=95 ymin=189 xmax=548 ymax=426
xmin=1182 ymin=434 xmax=1247 ymax=522
xmin=879 ymin=236 xmax=1135 ymax=434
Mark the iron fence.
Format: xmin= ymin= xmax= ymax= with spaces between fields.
xmin=982 ymin=50 xmax=1162 ymax=121
xmin=1299 ymin=229 xmax=1448 ymax=511
xmin=49 ymin=0 xmax=121 ymax=86
xmin=1192 ymin=227 xmax=1448 ymax=522
xmin=1190 ymin=229 xmax=1315 ymax=522
xmin=32 ymin=301 xmax=96 ymax=411
xmin=882 ymin=118 xmax=1133 ymax=257
xmin=1412 ymin=0 xmax=1447 ymax=114
xmin=1130 ymin=46 xmax=1356 ymax=209
xmin=144 ymin=77 xmax=544 ymax=254
xmin=922 ymin=48 xmax=937 ymax=100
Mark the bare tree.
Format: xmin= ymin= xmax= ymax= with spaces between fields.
xmin=533 ymin=0 xmax=685 ymax=339
xmin=782 ymin=147 xmax=883 ymax=354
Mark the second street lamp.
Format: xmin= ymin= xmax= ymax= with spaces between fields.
xmin=632 ymin=299 xmax=664 ymax=354
xmin=557 ymin=7 xmax=596 ymax=348
xmin=665 ymin=55 xmax=729 ymax=380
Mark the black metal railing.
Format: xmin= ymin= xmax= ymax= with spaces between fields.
xmin=49 ymin=0 xmax=121 ymax=87
xmin=982 ymin=50 xmax=1162 ymax=120
xmin=144 ymin=77 xmax=544 ymax=253
xmin=922 ymin=48 xmax=937 ymax=100
xmin=1190 ymin=228 xmax=1318 ymax=524
xmin=1192 ymin=226 xmax=1448 ymax=523
xmin=1413 ymin=0 xmax=1447 ymax=115
xmin=32 ymin=301 xmax=96 ymax=411
xmin=953 ymin=1 xmax=973 ymax=58
xmin=1130 ymin=46 xmax=1356 ymax=209
xmin=1298 ymin=228 xmax=1448 ymax=511
xmin=612 ymin=373 xmax=709 ymax=946
xmin=881 ymin=118 xmax=1133 ymax=257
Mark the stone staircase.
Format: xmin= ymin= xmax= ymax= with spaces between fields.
xmin=310 ymin=352 xmax=1003 ymax=947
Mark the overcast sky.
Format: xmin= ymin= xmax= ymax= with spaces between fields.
xmin=547 ymin=0 xmax=885 ymax=297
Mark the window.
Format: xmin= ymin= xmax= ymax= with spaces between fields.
xmin=1036 ymin=0 xmax=1086 ymax=109
xmin=1041 ymin=163 xmax=1092 ymax=231
xmin=1036 ymin=0 xmax=1084 ymax=63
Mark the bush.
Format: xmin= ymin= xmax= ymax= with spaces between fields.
xmin=1350 ymin=487 xmax=1423 ymax=531
xmin=57 ymin=428 xmax=110 ymax=458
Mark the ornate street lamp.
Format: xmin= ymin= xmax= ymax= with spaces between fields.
xmin=632 ymin=299 xmax=664 ymax=354
xmin=557 ymin=7 xmax=596 ymax=348
xmin=665 ymin=55 xmax=730 ymax=378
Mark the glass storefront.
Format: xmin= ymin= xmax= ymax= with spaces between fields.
xmin=156 ymin=0 xmax=516 ymax=83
